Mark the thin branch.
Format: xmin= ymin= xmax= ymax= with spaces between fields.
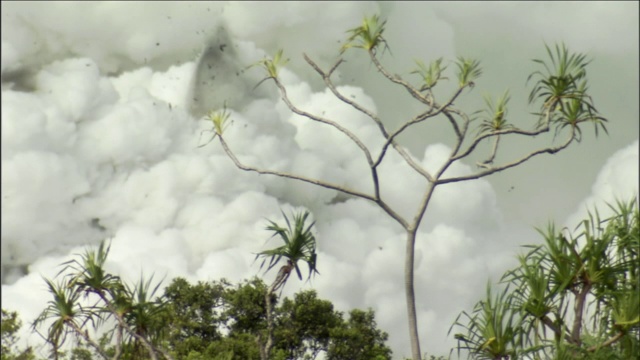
xmin=303 ymin=53 xmax=390 ymax=139
xmin=369 ymin=51 xmax=434 ymax=106
xmin=539 ymin=315 xmax=576 ymax=345
xmin=381 ymin=86 xmax=465 ymax=153
xmin=68 ymin=322 xmax=110 ymax=360
xmin=272 ymin=77 xmax=375 ymax=168
xmin=261 ymin=267 xmax=287 ymax=360
xmin=217 ymin=136 xmax=410 ymax=229
xmin=302 ymin=53 xmax=436 ymax=184
xmin=299 ymin=54 xmax=386 ymax=198
xmin=409 ymin=182 xmax=436 ymax=231
xmin=453 ymin=108 xmax=553 ymax=161
xmin=374 ymin=89 xmax=461 ymax=166
xmin=218 ymin=136 xmax=375 ymax=200
xmin=587 ymin=331 xmax=626 ymax=352
xmin=484 ymin=135 xmax=501 ymax=165
xmin=454 ymin=126 xmax=551 ymax=162
xmin=437 ymin=130 xmax=574 ymax=185
xmin=157 ymin=348 xmax=176 ymax=360
xmin=387 ymin=145 xmax=435 ymax=183
xmin=367 ymin=54 xmax=467 ymax=170
xmin=444 ymin=111 xmax=462 ymax=141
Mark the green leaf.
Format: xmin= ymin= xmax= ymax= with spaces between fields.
xmin=410 ymin=58 xmax=447 ymax=90
xmin=340 ymin=15 xmax=390 ymax=55
xmin=476 ymin=90 xmax=513 ymax=137
xmin=255 ymin=210 xmax=320 ymax=292
xmin=455 ymin=57 xmax=482 ymax=88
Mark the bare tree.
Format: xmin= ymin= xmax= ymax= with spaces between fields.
xmin=204 ymin=15 xmax=608 ymax=360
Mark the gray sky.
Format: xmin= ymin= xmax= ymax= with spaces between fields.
xmin=1 ymin=2 xmax=638 ymax=358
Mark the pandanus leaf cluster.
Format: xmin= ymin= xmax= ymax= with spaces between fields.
xmin=341 ymin=14 xmax=389 ymax=55
xmin=32 ymin=241 xmax=172 ymax=360
xmin=256 ymin=210 xmax=319 ymax=292
xmin=528 ymin=43 xmax=608 ymax=140
xmin=451 ymin=198 xmax=639 ymax=359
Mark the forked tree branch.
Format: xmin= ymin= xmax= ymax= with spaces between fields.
xmin=383 ymin=87 xmax=466 ymax=147
xmin=217 ymin=136 xmax=409 ymax=229
xmin=453 ymin=108 xmax=553 ymax=162
xmin=367 ymin=51 xmax=470 ymax=163
xmin=271 ymin=77 xmax=375 ymax=167
xmin=436 ymin=130 xmax=575 ymax=185
xmin=302 ymin=54 xmax=435 ymax=183
xmin=304 ymin=53 xmax=390 ymax=139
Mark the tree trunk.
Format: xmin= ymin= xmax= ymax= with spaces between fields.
xmin=405 ymin=230 xmax=421 ymax=360
xmin=260 ymin=262 xmax=292 ymax=360
xmin=260 ymin=287 xmax=275 ymax=360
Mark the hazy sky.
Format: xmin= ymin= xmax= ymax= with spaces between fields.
xmin=1 ymin=2 xmax=638 ymax=358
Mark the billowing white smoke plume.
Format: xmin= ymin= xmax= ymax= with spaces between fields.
xmin=2 ymin=2 xmax=638 ymax=358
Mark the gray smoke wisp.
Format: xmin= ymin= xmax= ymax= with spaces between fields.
xmin=189 ymin=25 xmax=266 ymax=117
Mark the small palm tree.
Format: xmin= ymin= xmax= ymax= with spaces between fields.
xmin=256 ymin=210 xmax=319 ymax=294
xmin=255 ymin=210 xmax=319 ymax=360
xmin=33 ymin=241 xmax=173 ymax=360
xmin=32 ymin=278 xmax=89 ymax=359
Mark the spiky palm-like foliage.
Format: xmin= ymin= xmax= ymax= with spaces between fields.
xmin=455 ymin=57 xmax=483 ymax=88
xmin=450 ymin=283 xmax=538 ymax=360
xmin=255 ymin=210 xmax=320 ymax=360
xmin=33 ymin=240 xmax=172 ymax=360
xmin=452 ymin=198 xmax=639 ymax=359
xmin=477 ymin=91 xmax=514 ymax=136
xmin=340 ymin=14 xmax=389 ymax=55
xmin=411 ymin=58 xmax=448 ymax=91
xmin=256 ymin=210 xmax=319 ymax=293
xmin=527 ymin=43 xmax=608 ymax=139
xmin=32 ymin=278 xmax=92 ymax=359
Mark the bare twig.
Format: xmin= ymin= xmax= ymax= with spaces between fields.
xmin=453 ymin=108 xmax=553 ymax=162
xmin=303 ymin=54 xmax=435 ymax=183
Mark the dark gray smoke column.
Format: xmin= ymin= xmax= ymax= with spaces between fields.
xmin=188 ymin=25 xmax=254 ymax=118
